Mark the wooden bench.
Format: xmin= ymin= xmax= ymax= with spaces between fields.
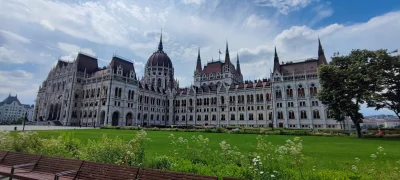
xmin=138 ymin=168 xmax=219 ymax=180
xmin=0 ymin=151 xmax=42 ymax=179
xmin=73 ymin=161 xmax=140 ymax=180
xmin=0 ymin=151 xmax=8 ymax=161
xmin=13 ymin=155 xmax=84 ymax=180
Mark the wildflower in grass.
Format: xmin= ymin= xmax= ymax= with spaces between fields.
xmin=351 ymin=165 xmax=358 ymax=172
xmin=271 ymin=174 xmax=275 ymax=178
xmin=378 ymin=146 xmax=384 ymax=152
xmin=371 ymin=154 xmax=377 ymax=159
xmin=355 ymin=157 xmax=360 ymax=163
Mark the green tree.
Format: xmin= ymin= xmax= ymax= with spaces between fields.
xmin=318 ymin=50 xmax=382 ymax=138
xmin=367 ymin=51 xmax=400 ymax=120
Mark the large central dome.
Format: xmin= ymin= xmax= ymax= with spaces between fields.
xmin=146 ymin=32 xmax=173 ymax=68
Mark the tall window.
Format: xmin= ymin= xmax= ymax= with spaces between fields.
xmin=231 ymin=114 xmax=235 ymax=120
xmin=221 ymin=114 xmax=225 ymax=121
xmin=313 ymin=110 xmax=320 ymax=119
xmin=258 ymin=113 xmax=263 ymax=120
xmin=275 ymin=87 xmax=282 ymax=98
xmin=277 ymin=111 xmax=283 ymax=119
xmin=310 ymin=83 xmax=318 ymax=97
xmin=300 ymin=111 xmax=307 ymax=119
xmin=157 ymin=78 xmax=162 ymax=87
xmin=326 ymin=110 xmax=333 ymax=119
xmin=249 ymin=113 xmax=254 ymax=120
xmin=288 ymin=111 xmax=295 ymax=119
xmin=286 ymin=85 xmax=293 ymax=98
xmin=298 ymin=85 xmax=305 ymax=97
xmin=240 ymin=113 xmax=244 ymax=120
xmin=266 ymin=93 xmax=270 ymax=101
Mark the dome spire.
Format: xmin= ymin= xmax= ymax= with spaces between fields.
xmin=158 ymin=29 xmax=163 ymax=52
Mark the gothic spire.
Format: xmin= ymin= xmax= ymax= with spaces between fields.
xmin=158 ymin=29 xmax=163 ymax=51
xmin=318 ymin=37 xmax=324 ymax=56
xmin=196 ymin=47 xmax=202 ymax=71
xmin=225 ymin=40 xmax=231 ymax=64
xmin=317 ymin=37 xmax=327 ymax=65
xmin=236 ymin=53 xmax=241 ymax=74
xmin=273 ymin=46 xmax=280 ymax=72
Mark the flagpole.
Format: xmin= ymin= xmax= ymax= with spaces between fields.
xmin=219 ymin=49 xmax=221 ymax=61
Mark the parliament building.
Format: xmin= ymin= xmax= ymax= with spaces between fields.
xmin=33 ymin=33 xmax=338 ymax=129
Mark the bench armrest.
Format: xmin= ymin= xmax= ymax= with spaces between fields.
xmin=54 ymin=170 xmax=79 ymax=180
xmin=10 ymin=163 xmax=35 ymax=175
xmin=13 ymin=163 xmax=34 ymax=169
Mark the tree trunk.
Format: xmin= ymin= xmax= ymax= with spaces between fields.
xmin=353 ymin=119 xmax=362 ymax=138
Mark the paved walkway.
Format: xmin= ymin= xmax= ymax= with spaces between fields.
xmin=0 ymin=125 xmax=95 ymax=131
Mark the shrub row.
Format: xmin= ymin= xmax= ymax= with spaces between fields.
xmin=100 ymin=125 xmax=355 ymax=137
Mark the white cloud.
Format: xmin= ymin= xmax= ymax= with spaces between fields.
xmin=182 ymin=0 xmax=205 ymax=5
xmin=40 ymin=19 xmax=55 ymax=31
xmin=0 ymin=70 xmax=33 ymax=80
xmin=0 ymin=29 xmax=31 ymax=43
xmin=244 ymin=14 xmax=270 ymax=28
xmin=0 ymin=70 xmax=37 ymax=104
xmin=309 ymin=4 xmax=333 ymax=26
xmin=254 ymin=0 xmax=314 ymax=14
xmin=272 ymin=11 xmax=400 ymax=61
xmin=57 ymin=42 xmax=96 ymax=61
xmin=0 ymin=46 xmax=25 ymax=64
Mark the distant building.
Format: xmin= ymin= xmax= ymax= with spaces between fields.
xmin=0 ymin=94 xmax=34 ymax=122
xmin=33 ymin=32 xmax=344 ymax=129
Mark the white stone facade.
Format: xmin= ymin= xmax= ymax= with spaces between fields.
xmin=33 ymin=36 xmax=343 ymax=129
xmin=0 ymin=94 xmax=34 ymax=122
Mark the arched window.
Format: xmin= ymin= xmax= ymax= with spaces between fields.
xmin=313 ymin=110 xmax=320 ymax=119
xmin=240 ymin=113 xmax=244 ymax=120
xmin=286 ymin=85 xmax=293 ymax=98
xmin=300 ymin=111 xmax=307 ymax=119
xmin=258 ymin=113 xmax=263 ymax=120
xmin=231 ymin=114 xmax=235 ymax=120
xmin=221 ymin=96 xmax=225 ymax=104
xmin=212 ymin=114 xmax=216 ymax=121
xmin=249 ymin=113 xmax=254 ymax=120
xmin=275 ymin=87 xmax=282 ymax=98
xmin=310 ymin=83 xmax=318 ymax=97
xmin=268 ymin=112 xmax=272 ymax=120
xmin=197 ymin=115 xmax=201 ymax=121
xmin=157 ymin=78 xmax=162 ymax=87
xmin=205 ymin=115 xmax=208 ymax=121
xmin=298 ymin=85 xmax=305 ymax=97
xmin=277 ymin=111 xmax=283 ymax=119
xmin=266 ymin=93 xmax=270 ymax=101
xmin=288 ymin=111 xmax=295 ymax=119
xmin=326 ymin=110 xmax=333 ymax=119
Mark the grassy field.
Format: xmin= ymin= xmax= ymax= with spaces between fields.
xmin=32 ymin=129 xmax=400 ymax=170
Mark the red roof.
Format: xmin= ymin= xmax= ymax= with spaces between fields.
xmin=201 ymin=61 xmax=223 ymax=74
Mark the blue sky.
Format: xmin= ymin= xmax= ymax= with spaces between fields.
xmin=0 ymin=0 xmax=399 ymax=116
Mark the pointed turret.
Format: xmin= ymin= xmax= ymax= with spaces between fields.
xmin=236 ymin=53 xmax=241 ymax=74
xmin=317 ymin=37 xmax=327 ymax=65
xmin=196 ymin=47 xmax=202 ymax=71
xmin=225 ymin=40 xmax=230 ymax=65
xmin=158 ymin=29 xmax=163 ymax=52
xmin=273 ymin=46 xmax=280 ymax=72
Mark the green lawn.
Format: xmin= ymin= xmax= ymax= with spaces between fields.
xmin=33 ymin=129 xmax=400 ymax=170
